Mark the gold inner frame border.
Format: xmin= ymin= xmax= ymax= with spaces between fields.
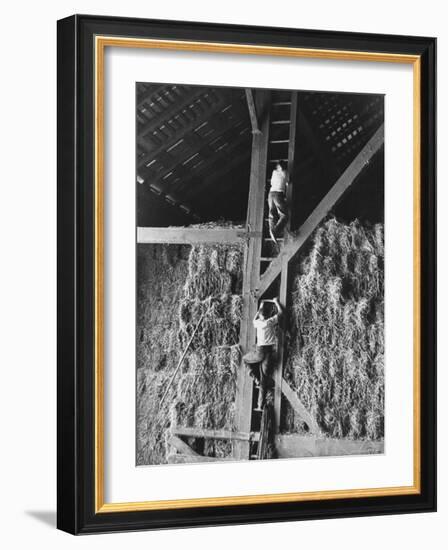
xmin=94 ymin=35 xmax=421 ymax=513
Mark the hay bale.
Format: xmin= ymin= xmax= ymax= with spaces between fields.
xmin=284 ymin=218 xmax=384 ymax=441
xmin=136 ymin=238 xmax=244 ymax=465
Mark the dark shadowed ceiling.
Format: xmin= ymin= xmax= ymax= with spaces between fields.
xmin=136 ymin=83 xmax=252 ymax=226
xmin=136 ymin=83 xmax=384 ymax=228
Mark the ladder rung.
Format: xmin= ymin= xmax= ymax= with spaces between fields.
xmin=271 ymin=120 xmax=290 ymax=125
xmin=265 ymin=237 xmax=284 ymax=242
xmin=273 ymin=101 xmax=291 ymax=106
xmin=268 ymin=158 xmax=288 ymax=163
xmin=269 ymin=139 xmax=289 ymax=144
xmin=260 ymin=257 xmax=274 ymax=262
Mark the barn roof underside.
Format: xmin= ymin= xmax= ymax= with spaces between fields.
xmin=136 ymin=83 xmax=384 ymax=227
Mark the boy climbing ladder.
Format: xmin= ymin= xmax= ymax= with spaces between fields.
xmin=244 ymin=298 xmax=284 ymax=411
xmin=268 ymin=161 xmax=289 ymax=245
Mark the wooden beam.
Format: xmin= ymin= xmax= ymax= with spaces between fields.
xmin=276 ymin=434 xmax=384 ymax=458
xmin=166 ymin=435 xmax=199 ymax=456
xmin=257 ymin=124 xmax=384 ymax=296
xmin=273 ymin=260 xmax=288 ymax=432
xmin=167 ymin=453 xmax=234 ymax=464
xmin=137 ymin=226 xmax=244 ymax=244
xmin=281 ymin=378 xmax=320 ymax=434
xmin=171 ymin=426 xmax=259 ymax=442
xmin=245 ymin=89 xmax=261 ymax=134
xmin=233 ymin=90 xmax=271 ymax=460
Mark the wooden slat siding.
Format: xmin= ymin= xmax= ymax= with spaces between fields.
xmin=167 ymin=435 xmax=199 ymax=456
xmin=139 ymin=87 xmax=216 ymax=141
xmin=137 ymin=227 xmax=243 ymax=244
xmin=171 ymin=426 xmax=259 ymax=442
xmin=167 ymin=453 xmax=234 ymax=464
xmin=257 ymin=124 xmax=384 ymax=297
xmin=245 ymin=89 xmax=260 ymax=134
xmin=150 ymin=129 xmax=251 ymax=203
xmin=138 ymin=94 xmax=244 ymax=168
xmin=234 ymin=90 xmax=271 ymax=461
xmin=139 ymin=126 xmax=229 ymax=187
xmin=281 ymin=378 xmax=320 ymax=434
xmin=273 ymin=92 xmax=298 ymax=433
xmin=275 ymin=434 xmax=384 ymax=459
xmin=140 ymin=104 xmax=249 ymax=182
xmin=137 ymin=83 xmax=171 ymax=109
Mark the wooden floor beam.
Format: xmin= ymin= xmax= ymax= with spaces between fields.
xmin=167 ymin=453 xmax=235 ymax=464
xmin=171 ymin=426 xmax=259 ymax=442
xmin=276 ymin=434 xmax=384 ymax=458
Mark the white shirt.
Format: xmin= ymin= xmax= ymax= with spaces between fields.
xmin=253 ymin=314 xmax=279 ymax=346
xmin=270 ymin=169 xmax=288 ymax=193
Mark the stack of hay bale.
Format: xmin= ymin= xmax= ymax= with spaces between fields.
xmin=284 ymin=218 xmax=384 ymax=441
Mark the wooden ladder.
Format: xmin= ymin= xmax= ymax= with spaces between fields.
xmin=248 ymin=90 xmax=298 ymax=458
xmin=259 ymin=91 xmax=297 ymax=276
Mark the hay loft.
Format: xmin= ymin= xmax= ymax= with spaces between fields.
xmin=136 ymin=84 xmax=385 ymax=463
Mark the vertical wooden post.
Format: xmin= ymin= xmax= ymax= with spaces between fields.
xmin=233 ymin=90 xmax=271 ymax=460
xmin=245 ymin=89 xmax=261 ymax=135
xmin=273 ymin=92 xmax=298 ymax=433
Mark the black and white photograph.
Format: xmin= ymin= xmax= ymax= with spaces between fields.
xmin=135 ymin=83 xmax=385 ymax=466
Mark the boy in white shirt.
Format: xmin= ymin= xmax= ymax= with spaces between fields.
xmin=268 ymin=161 xmax=289 ymax=244
xmin=251 ymin=298 xmax=283 ymax=411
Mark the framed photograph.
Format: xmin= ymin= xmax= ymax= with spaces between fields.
xmin=57 ymin=14 xmax=436 ymax=534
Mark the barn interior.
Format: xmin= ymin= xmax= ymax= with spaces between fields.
xmin=136 ymin=83 xmax=385 ymax=466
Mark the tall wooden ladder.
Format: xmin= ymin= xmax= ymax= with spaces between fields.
xmin=260 ymin=91 xmax=297 ymax=275
xmin=249 ymin=90 xmax=298 ymax=459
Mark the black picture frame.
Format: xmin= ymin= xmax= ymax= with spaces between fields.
xmin=57 ymin=14 xmax=436 ymax=534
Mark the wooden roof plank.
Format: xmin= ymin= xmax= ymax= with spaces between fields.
xmin=138 ymin=87 xmax=217 ymax=139
xmin=138 ymin=96 xmax=248 ymax=174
